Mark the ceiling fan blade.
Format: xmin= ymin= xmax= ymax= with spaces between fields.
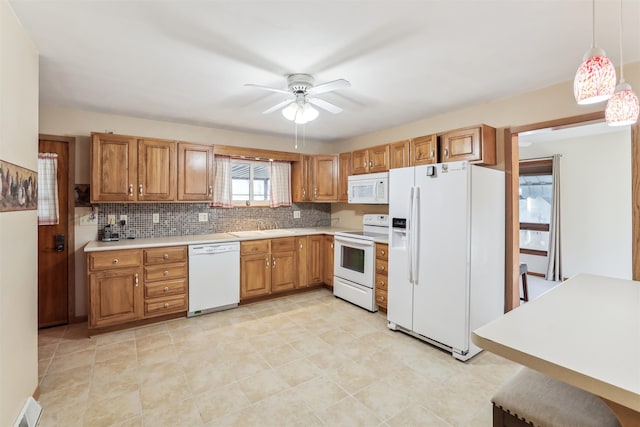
xmin=262 ymin=99 xmax=294 ymax=114
xmin=307 ymin=79 xmax=351 ymax=95
xmin=308 ymin=97 xmax=343 ymax=114
xmin=245 ymin=83 xmax=292 ymax=95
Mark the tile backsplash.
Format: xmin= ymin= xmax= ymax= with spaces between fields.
xmin=96 ymin=203 xmax=331 ymax=239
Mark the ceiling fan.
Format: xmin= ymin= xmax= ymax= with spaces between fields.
xmin=246 ymin=74 xmax=351 ymax=124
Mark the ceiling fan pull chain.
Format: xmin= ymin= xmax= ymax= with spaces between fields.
xmin=294 ymin=123 xmax=298 ymax=150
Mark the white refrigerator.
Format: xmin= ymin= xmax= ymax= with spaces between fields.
xmin=387 ymin=161 xmax=504 ymax=361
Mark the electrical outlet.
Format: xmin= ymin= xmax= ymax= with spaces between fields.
xmin=107 ymin=214 xmax=116 ymax=225
xmin=198 ymin=213 xmax=208 ymax=222
xmin=293 ymin=211 xmax=301 ymax=219
xmin=152 ymin=213 xmax=159 ymax=224
xmin=120 ymin=215 xmax=127 ymax=222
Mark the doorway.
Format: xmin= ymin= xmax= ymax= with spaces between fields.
xmin=38 ymin=135 xmax=75 ymax=328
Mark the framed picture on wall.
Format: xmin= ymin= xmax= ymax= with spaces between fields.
xmin=0 ymin=159 xmax=37 ymax=212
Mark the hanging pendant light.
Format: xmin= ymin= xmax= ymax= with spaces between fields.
xmin=574 ymin=0 xmax=617 ymax=104
xmin=605 ymin=0 xmax=639 ymax=126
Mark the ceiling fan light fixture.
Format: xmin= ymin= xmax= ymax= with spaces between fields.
xmin=282 ymin=103 xmax=297 ymax=121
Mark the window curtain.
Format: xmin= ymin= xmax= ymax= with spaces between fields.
xmin=212 ymin=155 xmax=233 ymax=208
xmin=37 ymin=153 xmax=59 ymax=225
xmin=546 ymin=154 xmax=563 ymax=281
xmin=270 ymin=161 xmax=292 ymax=207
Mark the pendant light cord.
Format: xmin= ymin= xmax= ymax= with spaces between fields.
xmin=618 ymin=0 xmax=624 ymax=81
xmin=592 ymin=0 xmax=596 ymax=47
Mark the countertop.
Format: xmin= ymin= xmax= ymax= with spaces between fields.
xmin=84 ymin=226 xmax=389 ymax=252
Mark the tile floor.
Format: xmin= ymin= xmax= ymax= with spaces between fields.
xmin=37 ymin=289 xmax=520 ymax=427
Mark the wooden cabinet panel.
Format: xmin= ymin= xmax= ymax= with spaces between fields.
xmin=376 ymin=243 xmax=388 ymax=260
xmin=144 ymin=294 xmax=187 ymax=317
xmin=411 ymin=135 xmax=438 ymax=166
xmin=369 ymin=144 xmax=390 ymax=173
xmin=137 ymin=138 xmax=176 ymax=201
xmin=389 ymin=140 xmax=410 ymax=169
xmin=88 ymin=249 xmax=141 ymax=271
xmin=144 ymin=246 xmax=187 ymax=265
xmin=375 ymin=243 xmax=389 ymax=310
xmin=323 ymin=235 xmax=334 ymax=288
xmin=241 ymin=240 xmax=270 ymax=255
xmin=307 ymin=235 xmax=324 ymax=285
xmin=375 ymin=289 xmax=388 ymax=308
xmin=144 ymin=262 xmax=187 ymax=282
xmin=177 ymin=142 xmax=213 ymax=201
xmin=91 ymin=133 xmax=137 ymax=202
xmin=271 ymin=251 xmax=296 ymax=292
xmin=271 ymin=237 xmax=295 ymax=252
xmin=295 ymin=237 xmax=308 ymax=288
xmin=338 ymin=152 xmax=351 ymax=202
xmin=145 ymin=278 xmax=187 ymax=299
xmin=89 ymin=268 xmax=143 ymax=328
xmin=375 ymin=259 xmax=388 ymax=275
xmin=312 ymin=155 xmax=338 ymax=202
xmin=241 ymin=253 xmax=271 ymax=298
xmin=291 ymin=155 xmax=312 ymax=202
xmin=351 ymin=149 xmax=369 ymax=175
xmin=439 ymin=124 xmax=496 ymax=165
xmin=375 ymin=274 xmax=388 ymax=291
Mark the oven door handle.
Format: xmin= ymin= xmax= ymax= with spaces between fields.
xmin=334 ymin=235 xmax=375 ymax=249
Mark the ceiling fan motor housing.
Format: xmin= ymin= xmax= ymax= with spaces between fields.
xmin=287 ymin=74 xmax=314 ymax=94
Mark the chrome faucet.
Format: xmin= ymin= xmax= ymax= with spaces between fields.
xmin=272 ymin=221 xmax=279 ymax=229
xmin=256 ymin=220 xmax=264 ymax=230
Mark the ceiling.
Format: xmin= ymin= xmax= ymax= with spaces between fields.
xmin=9 ymin=0 xmax=640 ymax=143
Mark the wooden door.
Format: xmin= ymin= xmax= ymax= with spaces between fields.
xmin=271 ymin=251 xmax=296 ymax=292
xmin=338 ymin=152 xmax=351 ymax=202
xmin=351 ymin=149 xmax=369 ymax=175
xmin=138 ymin=138 xmax=176 ymax=201
xmin=440 ymin=127 xmax=480 ymax=163
xmin=295 ymin=237 xmax=308 ymax=287
xmin=312 ymin=155 xmax=338 ymax=202
xmin=389 ymin=140 xmax=410 ymax=169
xmin=177 ymin=142 xmax=213 ymax=201
xmin=411 ymin=134 xmax=437 ymax=166
xmin=91 ymin=133 xmax=137 ymax=202
xmin=38 ymin=137 xmax=73 ymax=328
xmin=307 ymin=235 xmax=324 ymax=285
xmin=323 ymin=235 xmax=334 ymax=287
xmin=292 ymin=155 xmax=311 ymax=202
xmin=369 ymin=145 xmax=390 ymax=173
xmin=89 ymin=268 xmax=143 ymax=328
xmin=240 ymin=253 xmax=271 ymax=299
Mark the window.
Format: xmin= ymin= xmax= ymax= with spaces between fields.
xmin=519 ymin=160 xmax=552 ymax=255
xmin=232 ymin=160 xmax=270 ymax=205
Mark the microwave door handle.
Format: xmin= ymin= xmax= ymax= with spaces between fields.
xmin=374 ymin=181 xmax=379 ymax=200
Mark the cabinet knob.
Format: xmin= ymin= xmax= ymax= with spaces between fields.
xmin=330 ymin=243 xmax=334 ymax=249
xmin=128 ymin=184 xmax=133 ymax=196
xmin=266 ymin=257 xmax=269 ymax=268
xmin=379 ymin=280 xmax=385 ymax=286
xmin=444 ymin=148 xmax=449 ymax=158
xmin=138 ymin=184 xmax=143 ymax=195
xmin=112 ymin=258 xmax=119 ymax=264
xmin=381 ymin=250 xmax=385 ymax=255
xmin=314 ymin=188 xmax=318 ymax=199
xmin=379 ymin=265 xmax=385 ymax=271
xmin=430 ymin=150 xmax=435 ymax=158
xmin=135 ymin=273 xmax=139 ymax=286
xmin=163 ymin=270 xmax=169 ymax=276
xmin=363 ymin=161 xmax=367 ymax=167
xmin=163 ymin=253 xmax=169 ymax=259
xmin=164 ymin=303 xmax=169 ymax=308
xmin=299 ymin=243 xmax=303 ymax=249
xmin=302 ymin=188 xmax=306 ymax=198
xmin=208 ymin=185 xmax=213 ymax=196
xmin=369 ymin=161 xmax=373 ymax=168
xmin=272 ymin=258 xmax=276 ymax=268
xmin=163 ymin=286 xmax=169 ymax=292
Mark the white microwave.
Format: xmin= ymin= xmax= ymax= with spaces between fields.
xmin=348 ymin=172 xmax=389 ymax=204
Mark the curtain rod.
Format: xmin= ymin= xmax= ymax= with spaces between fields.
xmin=520 ymin=155 xmax=562 ymax=162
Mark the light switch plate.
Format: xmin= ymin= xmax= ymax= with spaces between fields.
xmin=198 ymin=213 xmax=208 ymax=222
xmin=293 ymin=211 xmax=301 ymax=219
xmin=107 ymin=214 xmax=116 ymax=225
xmin=152 ymin=213 xmax=159 ymax=224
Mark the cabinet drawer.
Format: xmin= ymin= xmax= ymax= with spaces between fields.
xmin=376 ymin=244 xmax=388 ymax=260
xmin=375 ymin=274 xmax=388 ymax=291
xmin=241 ymin=240 xmax=270 ymax=255
xmin=144 ymin=295 xmax=187 ymax=317
xmin=144 ymin=262 xmax=187 ymax=282
xmin=145 ymin=278 xmax=187 ymax=299
xmin=271 ymin=237 xmax=295 ymax=252
xmin=144 ymin=246 xmax=187 ymax=265
xmin=375 ymin=259 xmax=388 ymax=276
xmin=88 ymin=249 xmax=141 ymax=271
xmin=375 ymin=289 xmax=388 ymax=308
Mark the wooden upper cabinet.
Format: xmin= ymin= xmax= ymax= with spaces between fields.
xmin=351 ymin=145 xmax=389 ymax=174
xmin=291 ymin=155 xmax=312 ymax=202
xmin=439 ymin=124 xmax=496 ymax=165
xmin=389 ymin=140 xmax=410 ymax=169
xmin=177 ymin=142 xmax=213 ymax=201
xmin=312 ymin=155 xmax=338 ymax=202
xmin=350 ymin=149 xmax=369 ymax=175
xmin=91 ymin=133 xmax=137 ymax=202
xmin=338 ymin=152 xmax=351 ymax=202
xmin=411 ymin=134 xmax=438 ymax=166
xmin=138 ymin=138 xmax=176 ymax=201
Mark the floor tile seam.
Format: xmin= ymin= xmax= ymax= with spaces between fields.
xmin=312 ymin=394 xmax=385 ymax=425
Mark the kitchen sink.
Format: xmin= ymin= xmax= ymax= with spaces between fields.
xmin=228 ymin=229 xmax=295 ymax=238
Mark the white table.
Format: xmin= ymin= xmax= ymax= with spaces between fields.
xmin=472 ymin=274 xmax=640 ymax=427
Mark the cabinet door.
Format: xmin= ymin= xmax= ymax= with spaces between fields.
xmin=271 ymin=251 xmax=296 ymax=293
xmin=89 ymin=268 xmax=143 ymax=328
xmin=411 ymin=135 xmax=437 ymax=166
xmin=91 ymin=133 xmax=137 ymax=202
xmin=351 ymin=149 xmax=369 ymax=175
xmin=177 ymin=142 xmax=213 ymax=201
xmin=338 ymin=152 xmax=351 ymax=202
xmin=440 ymin=128 xmax=481 ymax=163
xmin=389 ymin=140 xmax=410 ymax=169
xmin=295 ymin=237 xmax=309 ymax=287
xmin=323 ymin=235 xmax=334 ymax=288
xmin=312 ymin=155 xmax=338 ymax=202
xmin=369 ymin=145 xmax=390 ymax=173
xmin=291 ymin=155 xmax=312 ymax=202
xmin=138 ymin=138 xmax=176 ymax=201
xmin=307 ymin=235 xmax=324 ymax=285
xmin=240 ymin=253 xmax=271 ymax=299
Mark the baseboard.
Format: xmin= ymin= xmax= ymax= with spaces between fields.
xmin=528 ymin=272 xmax=545 ymax=278
xmin=72 ymin=315 xmax=88 ymax=323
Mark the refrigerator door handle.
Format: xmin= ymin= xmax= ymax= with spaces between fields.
xmin=412 ymin=186 xmax=420 ymax=285
xmin=408 ymin=187 xmax=414 ymax=284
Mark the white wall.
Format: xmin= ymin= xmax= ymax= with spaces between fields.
xmin=0 ymin=1 xmax=39 ymax=425
xmin=520 ymin=130 xmax=632 ymax=279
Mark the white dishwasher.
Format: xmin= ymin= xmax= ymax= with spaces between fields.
xmin=188 ymin=242 xmax=240 ymax=317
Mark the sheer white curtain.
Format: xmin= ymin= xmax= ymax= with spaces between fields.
xmin=212 ymin=155 xmax=233 ymax=208
xmin=37 ymin=153 xmax=59 ymax=225
xmin=269 ymin=161 xmax=292 ymax=207
xmin=546 ymin=154 xmax=563 ymax=281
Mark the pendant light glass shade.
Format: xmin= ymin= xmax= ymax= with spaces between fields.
xmin=574 ymin=47 xmax=617 ymax=104
xmin=282 ymin=101 xmax=319 ymax=124
xmin=605 ymin=81 xmax=640 ymax=126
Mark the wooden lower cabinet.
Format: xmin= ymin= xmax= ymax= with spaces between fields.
xmin=142 ymin=246 xmax=188 ymax=318
xmin=295 ymin=237 xmax=308 ymax=287
xmin=375 ymin=243 xmax=389 ymax=310
xmin=89 ymin=268 xmax=143 ymax=328
xmin=323 ymin=235 xmax=334 ymax=288
xmin=241 ymin=238 xmax=297 ymax=299
xmin=241 ymin=251 xmax=272 ymax=299
xmin=307 ymin=235 xmax=324 ymax=285
xmin=271 ymin=238 xmax=296 ymax=293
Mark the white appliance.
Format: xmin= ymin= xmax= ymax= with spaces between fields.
xmin=334 ymin=214 xmax=389 ymax=311
xmin=188 ymin=242 xmax=240 ymax=317
xmin=348 ymin=172 xmax=389 ymax=204
xmin=387 ymin=161 xmax=504 ymax=361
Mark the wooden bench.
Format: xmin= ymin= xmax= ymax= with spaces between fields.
xmin=492 ymin=368 xmax=620 ymax=427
